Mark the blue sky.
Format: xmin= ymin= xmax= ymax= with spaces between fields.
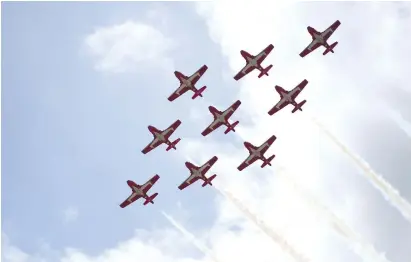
xmin=2 ymin=2 xmax=411 ymax=262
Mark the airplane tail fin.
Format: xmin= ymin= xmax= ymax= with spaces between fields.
xmin=291 ymin=100 xmax=306 ymax=113
xmin=258 ymin=64 xmax=273 ymax=78
xmin=166 ymin=138 xmax=181 ymax=151
xmin=224 ymin=121 xmax=239 ymax=134
xmin=202 ymin=174 xmax=217 ymax=187
xmin=192 ymin=86 xmax=207 ymax=99
xmin=323 ymin=42 xmax=338 ymax=55
xmin=143 ymin=192 xmax=159 ymax=205
xmin=261 ymin=154 xmax=275 ymax=168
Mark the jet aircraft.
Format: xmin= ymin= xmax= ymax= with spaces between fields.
xmin=237 ymin=135 xmax=277 ymax=171
xmin=178 ymin=156 xmax=218 ymax=190
xmin=168 ymin=65 xmax=208 ymax=101
xmin=233 ymin=44 xmax=274 ymax=81
xmin=119 ymin=174 xmax=160 ymax=208
xmin=268 ymin=79 xmax=308 ymax=116
xmin=142 ymin=120 xmax=182 ymax=154
xmin=201 ymin=100 xmax=242 ymax=137
xmin=299 ymin=20 xmax=341 ymax=57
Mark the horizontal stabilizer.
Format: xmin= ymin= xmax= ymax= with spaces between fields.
xmin=291 ymin=100 xmax=306 ymax=113
xmin=192 ymin=86 xmax=207 ymax=99
xmin=224 ymin=121 xmax=239 ymax=134
xmin=166 ymin=138 xmax=181 ymax=151
xmin=143 ymin=192 xmax=159 ymax=205
xmin=261 ymin=154 xmax=275 ymax=168
xmin=258 ymin=64 xmax=273 ymax=78
xmin=323 ymin=42 xmax=338 ymax=55
xmin=202 ymin=174 xmax=217 ymax=187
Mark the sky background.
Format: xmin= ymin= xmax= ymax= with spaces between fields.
xmin=2 ymin=1 xmax=411 ymax=262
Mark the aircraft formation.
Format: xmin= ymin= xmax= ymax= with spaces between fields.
xmin=119 ymin=20 xmax=341 ymax=208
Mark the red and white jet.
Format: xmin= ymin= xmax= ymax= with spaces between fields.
xmin=237 ymin=135 xmax=276 ymax=171
xmin=178 ymin=156 xmax=218 ymax=190
xmin=268 ymin=79 xmax=308 ymax=116
xmin=201 ymin=100 xmax=242 ymax=137
xmin=168 ymin=65 xmax=208 ymax=101
xmin=233 ymin=44 xmax=274 ymax=81
xmin=119 ymin=174 xmax=160 ymax=208
xmin=142 ymin=120 xmax=182 ymax=154
xmin=299 ymin=20 xmax=341 ymax=57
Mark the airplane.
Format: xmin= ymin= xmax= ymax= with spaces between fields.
xmin=142 ymin=119 xmax=182 ymax=154
xmin=168 ymin=65 xmax=208 ymax=101
xmin=119 ymin=174 xmax=160 ymax=208
xmin=268 ymin=79 xmax=308 ymax=116
xmin=178 ymin=156 xmax=218 ymax=190
xmin=233 ymin=44 xmax=274 ymax=81
xmin=201 ymin=100 xmax=242 ymax=137
xmin=299 ymin=20 xmax=341 ymax=57
xmin=237 ymin=135 xmax=277 ymax=171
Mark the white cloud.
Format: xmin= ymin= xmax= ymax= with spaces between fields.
xmin=6 ymin=2 xmax=411 ymax=262
xmin=1 ymin=234 xmax=30 ymax=262
xmin=84 ymin=20 xmax=175 ymax=73
xmin=62 ymin=206 xmax=79 ymax=224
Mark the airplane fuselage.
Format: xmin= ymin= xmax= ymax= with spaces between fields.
xmin=276 ymin=88 xmax=301 ymax=108
xmin=187 ymin=168 xmax=206 ymax=183
xmin=245 ymin=56 xmax=258 ymax=67
xmin=214 ymin=110 xmax=231 ymax=125
xmin=248 ymin=147 xmax=263 ymax=161
xmin=131 ymin=186 xmax=145 ymax=196
xmin=313 ymin=33 xmax=325 ymax=44
xmin=152 ymin=130 xmax=166 ymax=142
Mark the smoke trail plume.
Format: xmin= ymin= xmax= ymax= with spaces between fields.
xmin=385 ymin=107 xmax=411 ymax=139
xmin=309 ymin=116 xmax=411 ymax=225
xmin=275 ymin=165 xmax=391 ymax=262
xmin=162 ymin=211 xmax=221 ymax=262
xmin=214 ymin=185 xmax=312 ymax=262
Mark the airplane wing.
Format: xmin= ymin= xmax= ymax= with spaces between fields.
xmin=224 ymin=100 xmax=241 ymax=119
xmin=256 ymin=44 xmax=274 ymax=65
xmin=290 ymin=79 xmax=308 ymax=100
xmin=322 ymin=20 xmax=341 ymax=41
xmin=178 ymin=176 xmax=201 ymax=190
xmin=259 ymin=135 xmax=276 ymax=155
xmin=268 ymin=95 xmax=290 ymax=116
xmin=199 ymin=156 xmax=218 ymax=175
xmin=237 ymin=155 xmax=259 ymax=171
xmin=141 ymin=174 xmax=160 ymax=194
xmin=233 ymin=64 xmax=256 ymax=81
xmin=163 ymin=120 xmax=182 ymax=139
xmin=168 ymin=84 xmax=190 ymax=102
xmin=299 ymin=40 xmax=322 ymax=58
xmin=201 ymin=120 xmax=225 ymax=137
xmin=141 ymin=138 xmax=163 ymax=154
xmin=119 ymin=192 xmax=141 ymax=208
xmin=188 ymin=65 xmax=208 ymax=85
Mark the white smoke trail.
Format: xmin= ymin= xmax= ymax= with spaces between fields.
xmin=274 ymin=165 xmax=391 ymax=262
xmin=162 ymin=211 xmax=221 ymax=262
xmin=214 ymin=185 xmax=312 ymax=262
xmin=309 ymin=115 xmax=411 ymax=225
xmin=385 ymin=107 xmax=411 ymax=140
